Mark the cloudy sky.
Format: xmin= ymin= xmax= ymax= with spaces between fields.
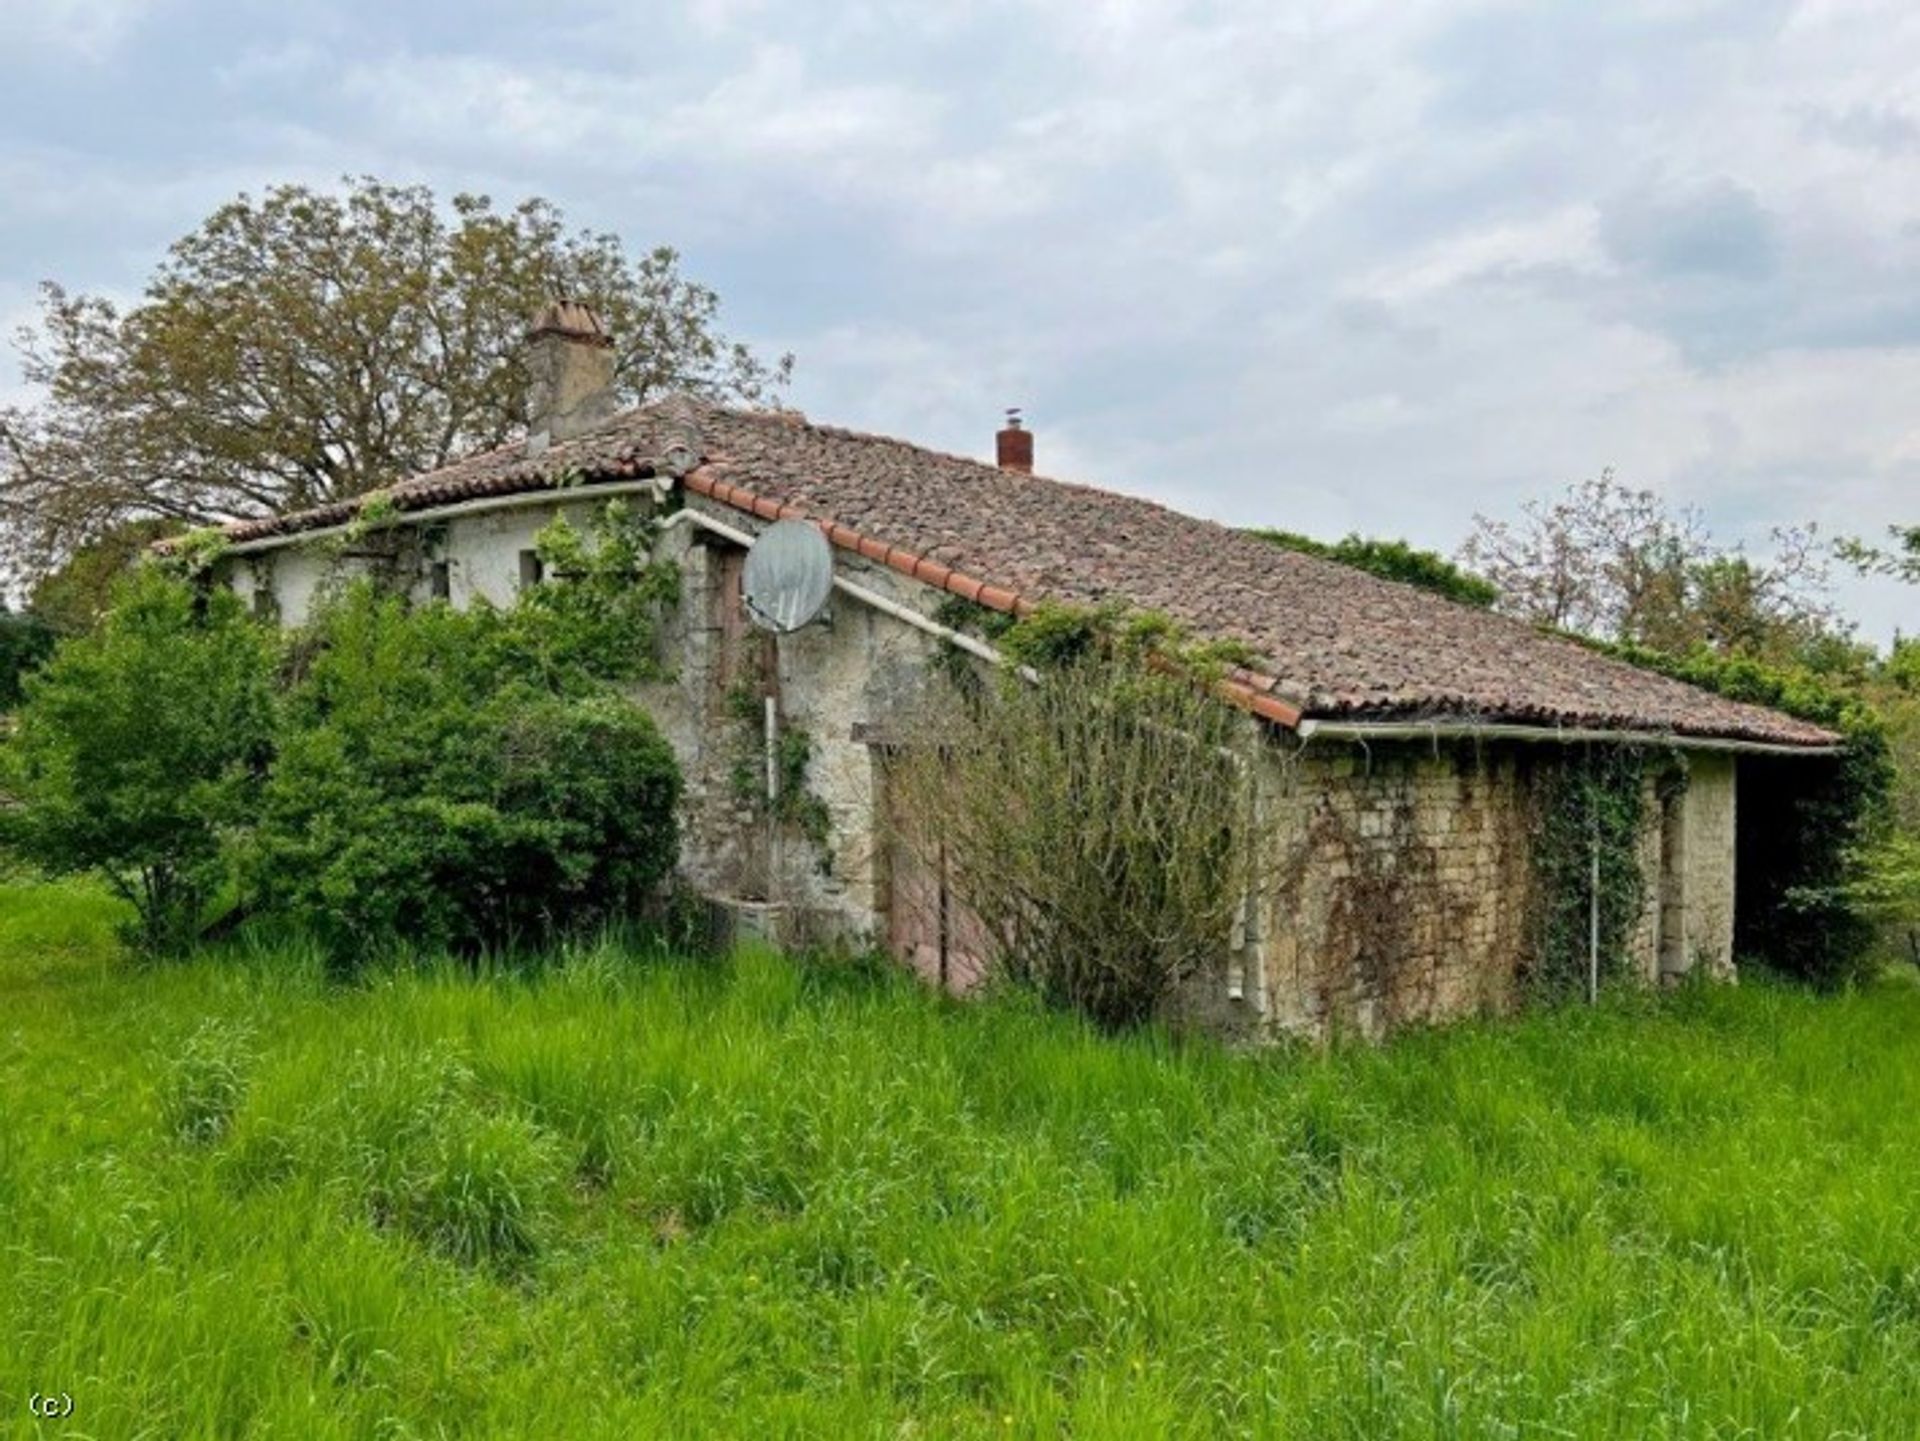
xmin=2 ymin=0 xmax=1916 ymax=638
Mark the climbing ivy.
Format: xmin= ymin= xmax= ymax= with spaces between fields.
xmin=1523 ymin=744 xmax=1655 ymax=1003
xmin=724 ymin=669 xmax=833 ymax=870
xmin=511 ymin=500 xmax=679 ymax=690
xmin=157 ymin=525 xmax=232 ymax=580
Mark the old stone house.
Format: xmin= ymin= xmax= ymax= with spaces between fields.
xmin=206 ymin=304 xmax=1841 ymax=1039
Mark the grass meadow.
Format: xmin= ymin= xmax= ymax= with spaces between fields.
xmin=3 ymin=878 xmax=1919 ymax=1439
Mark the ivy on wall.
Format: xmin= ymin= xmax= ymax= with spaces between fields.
xmin=724 ymin=672 xmax=832 ymax=872
xmin=1523 ymin=744 xmax=1656 ymax=1003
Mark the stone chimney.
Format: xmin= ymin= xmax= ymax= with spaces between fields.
xmin=995 ymin=407 xmax=1032 ymax=474
xmin=525 ymin=299 xmax=617 ymax=454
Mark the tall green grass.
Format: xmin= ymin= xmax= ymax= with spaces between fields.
xmin=3 ymin=878 xmax=1917 ymax=1437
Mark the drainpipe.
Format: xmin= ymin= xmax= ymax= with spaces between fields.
xmin=1588 ymin=803 xmax=1601 ymax=1006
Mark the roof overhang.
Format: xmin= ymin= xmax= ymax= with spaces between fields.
xmin=1294 ymin=717 xmax=1842 ymax=758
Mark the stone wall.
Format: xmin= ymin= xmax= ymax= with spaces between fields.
xmin=629 ymin=502 xmax=950 ymax=945
xmin=1243 ymin=742 xmax=1537 ymax=1039
xmin=1221 ymin=738 xmax=1740 ymax=1042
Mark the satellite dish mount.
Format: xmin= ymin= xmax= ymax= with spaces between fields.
xmin=738 ymin=518 xmax=834 ymax=913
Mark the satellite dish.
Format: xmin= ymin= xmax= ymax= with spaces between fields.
xmin=742 ymin=519 xmax=833 ymax=633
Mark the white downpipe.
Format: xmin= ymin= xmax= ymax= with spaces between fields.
xmin=657 ymin=504 xmax=754 ymax=547
xmin=1588 ymin=806 xmax=1601 ymax=1007
xmin=839 ymin=576 xmax=1036 ymax=679
xmin=1295 ymin=717 xmax=1838 ymax=758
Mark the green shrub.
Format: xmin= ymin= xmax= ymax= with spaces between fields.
xmin=2 ymin=502 xmax=680 ymax=963
xmin=0 ymin=568 xmax=277 ymax=953
xmin=252 ymin=583 xmax=680 ymax=961
xmin=495 ymin=691 xmax=683 ymax=928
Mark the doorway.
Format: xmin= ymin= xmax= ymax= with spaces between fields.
xmin=878 ymin=748 xmax=988 ymax=993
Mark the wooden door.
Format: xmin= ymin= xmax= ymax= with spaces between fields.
xmin=881 ymin=752 xmax=988 ymax=994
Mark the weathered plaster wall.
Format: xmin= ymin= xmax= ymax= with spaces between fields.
xmin=235 ymin=501 xmax=607 ymax=627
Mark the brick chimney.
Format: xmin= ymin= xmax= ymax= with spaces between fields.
xmin=995 ymin=407 xmax=1033 ymax=474
xmin=525 ymin=299 xmax=617 ymax=454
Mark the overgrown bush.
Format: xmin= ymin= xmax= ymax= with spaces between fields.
xmin=252 ymin=582 xmax=680 ymax=961
xmin=1854 ymin=833 xmax=1920 ymax=968
xmin=886 ymin=614 xmax=1256 ymax=1030
xmin=2 ymin=500 xmax=682 ymax=963
xmin=0 ymin=568 xmax=277 ymax=953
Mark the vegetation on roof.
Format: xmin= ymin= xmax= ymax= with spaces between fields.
xmin=1244 ymin=528 xmax=1499 ymax=608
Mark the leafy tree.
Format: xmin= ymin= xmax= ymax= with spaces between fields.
xmin=1 ymin=176 xmax=791 ymax=576
xmin=1246 ymin=529 xmax=1497 ymax=607
xmin=1461 ymin=470 xmax=1846 ymax=665
xmin=0 ymin=568 xmax=277 ymax=952
xmin=0 ymin=602 xmax=56 ymax=709
xmin=1839 ymin=524 xmax=1920 ymax=585
xmin=25 ymin=518 xmax=183 ymax=634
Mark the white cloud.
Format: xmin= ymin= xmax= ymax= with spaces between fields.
xmin=0 ymin=0 xmax=155 ymax=62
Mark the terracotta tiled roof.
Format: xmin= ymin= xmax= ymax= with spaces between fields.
xmin=219 ymin=397 xmax=1839 ymax=748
